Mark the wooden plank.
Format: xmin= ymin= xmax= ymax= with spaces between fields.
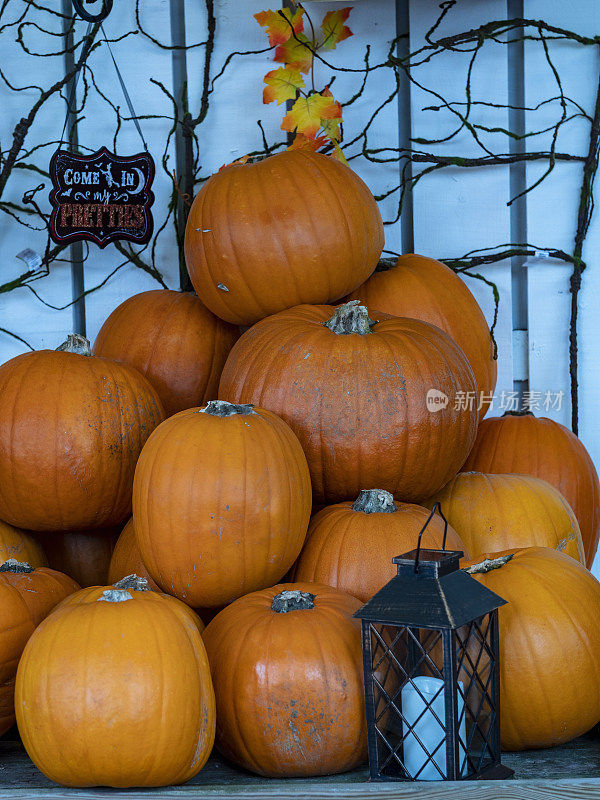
xmin=0 ymin=3 xmax=75 ymax=360
xmin=0 ymin=734 xmax=600 ymax=798
xmin=407 ymin=0 xmax=514 ymax=414
xmin=76 ymin=0 xmax=181 ymax=346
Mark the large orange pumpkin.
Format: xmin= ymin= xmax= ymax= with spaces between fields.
xmin=294 ymin=489 xmax=467 ymax=602
xmin=133 ymin=401 xmax=312 ymax=607
xmin=463 ymin=412 xmax=600 ymax=567
xmin=0 ymin=520 xmax=47 ymax=567
xmin=108 ymin=518 xmax=160 ymax=591
xmin=202 ymin=582 xmax=366 ymax=777
xmin=0 ymin=560 xmax=79 ymax=736
xmin=93 ymin=290 xmax=239 ymax=416
xmin=15 ymin=586 xmax=215 ymax=787
xmin=219 ymin=301 xmax=478 ymax=504
xmin=184 ymin=150 xmax=384 ymax=325
xmin=36 ymin=528 xmax=120 ymax=587
xmin=464 ymin=547 xmax=600 ymax=749
xmin=0 ymin=334 xmax=165 ymax=531
xmin=429 ymin=472 xmax=584 ymax=562
xmin=346 ymin=254 xmax=496 ymax=421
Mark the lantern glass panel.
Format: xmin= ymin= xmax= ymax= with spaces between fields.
xmin=365 ymin=612 xmax=500 ymax=781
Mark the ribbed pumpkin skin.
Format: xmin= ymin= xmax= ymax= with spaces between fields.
xmin=133 ymin=406 xmax=312 ymax=607
xmin=36 ymin=528 xmax=119 ymax=587
xmin=346 ymin=254 xmax=496 ymax=421
xmin=202 ymin=583 xmax=366 ymax=777
xmin=429 ymin=472 xmax=585 ymax=562
xmin=108 ymin=518 xmax=160 ymax=591
xmin=15 ymin=590 xmax=215 ymax=787
xmin=93 ymin=290 xmax=239 ymax=416
xmin=465 ymin=547 xmax=600 ymax=749
xmin=0 ymin=566 xmax=79 ymax=736
xmin=219 ymin=306 xmax=479 ymax=504
xmin=0 ymin=521 xmax=47 ymax=567
xmin=463 ymin=413 xmax=600 ymax=567
xmin=0 ymin=349 xmax=165 ymax=531
xmin=294 ymin=502 xmax=467 ymax=602
xmin=184 ymin=151 xmax=384 ymax=325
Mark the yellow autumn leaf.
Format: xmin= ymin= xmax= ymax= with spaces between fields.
xmin=263 ymin=66 xmax=305 ymax=105
xmin=274 ymin=33 xmax=314 ymax=74
xmin=254 ymin=7 xmax=304 ymax=47
xmin=321 ymin=7 xmax=353 ymax=51
xmin=282 ymin=92 xmax=343 ymax=140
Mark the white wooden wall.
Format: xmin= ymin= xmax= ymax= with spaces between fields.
xmin=2 ymin=0 xmax=600 ymax=569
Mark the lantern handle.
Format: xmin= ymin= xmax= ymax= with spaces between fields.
xmin=71 ymin=0 xmax=113 ymax=23
xmin=414 ymin=502 xmax=448 ymax=573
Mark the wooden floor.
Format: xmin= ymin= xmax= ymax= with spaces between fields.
xmin=0 ymin=730 xmax=599 ymax=799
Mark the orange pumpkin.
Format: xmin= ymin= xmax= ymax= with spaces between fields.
xmin=184 ymin=150 xmax=384 ymax=325
xmin=108 ymin=518 xmax=160 ymax=591
xmin=0 ymin=334 xmax=165 ymax=531
xmin=93 ymin=290 xmax=239 ymax=417
xmin=429 ymin=472 xmax=584 ymax=562
xmin=36 ymin=528 xmax=120 ymax=587
xmin=15 ymin=586 xmax=215 ymax=787
xmin=463 ymin=411 xmax=600 ymax=567
xmin=0 ymin=520 xmax=47 ymax=567
xmin=202 ymin=583 xmax=366 ymax=777
xmin=0 ymin=560 xmax=79 ymax=736
xmin=219 ymin=301 xmax=478 ymax=504
xmin=59 ymin=574 xmax=205 ymax=636
xmin=294 ymin=489 xmax=468 ymax=602
xmin=133 ymin=401 xmax=312 ymax=607
xmin=464 ymin=547 xmax=600 ymax=749
xmin=347 ymin=254 xmax=496 ymax=421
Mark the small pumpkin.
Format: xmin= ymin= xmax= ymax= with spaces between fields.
xmin=346 ymin=254 xmax=496 ymax=421
xmin=463 ymin=411 xmax=600 ymax=567
xmin=219 ymin=301 xmax=478 ymax=504
xmin=36 ymin=528 xmax=120 ymax=588
xmin=93 ymin=290 xmax=239 ymax=417
xmin=15 ymin=585 xmax=215 ymax=787
xmin=0 ymin=520 xmax=47 ymax=567
xmin=464 ymin=547 xmax=600 ymax=749
xmin=202 ymin=582 xmax=366 ymax=777
xmin=184 ymin=150 xmax=384 ymax=325
xmin=133 ymin=401 xmax=312 ymax=607
xmin=0 ymin=559 xmax=79 ymax=736
xmin=429 ymin=472 xmax=584 ymax=562
xmin=108 ymin=518 xmax=160 ymax=591
xmin=0 ymin=334 xmax=165 ymax=531
xmin=294 ymin=489 xmax=467 ymax=602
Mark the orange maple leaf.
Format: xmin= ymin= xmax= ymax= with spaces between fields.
xmin=287 ymin=133 xmax=329 ymax=152
xmin=321 ymin=7 xmax=353 ymax=51
xmin=254 ymin=7 xmax=304 ymax=47
xmin=282 ymin=92 xmax=343 ymax=140
xmin=274 ymin=33 xmax=314 ymax=74
xmin=263 ymin=66 xmax=305 ymax=105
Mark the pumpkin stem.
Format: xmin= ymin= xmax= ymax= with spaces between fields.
xmin=352 ymin=489 xmax=397 ymax=514
xmin=271 ymin=589 xmax=315 ymax=613
xmin=464 ymin=554 xmax=514 ymax=574
xmin=98 ymin=588 xmax=133 ymax=603
xmin=56 ymin=333 xmax=92 ymax=356
xmin=502 ymin=410 xmax=533 ymax=417
xmin=200 ymin=400 xmax=254 ymax=417
xmin=114 ymin=574 xmax=151 ymax=592
xmin=0 ymin=559 xmax=34 ymax=574
xmin=324 ymin=300 xmax=377 ymax=335
xmin=375 ymin=257 xmax=397 ymax=273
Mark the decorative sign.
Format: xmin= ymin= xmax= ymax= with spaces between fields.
xmin=49 ymin=147 xmax=154 ymax=249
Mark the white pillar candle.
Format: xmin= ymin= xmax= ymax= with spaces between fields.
xmin=401 ymin=676 xmax=466 ymax=780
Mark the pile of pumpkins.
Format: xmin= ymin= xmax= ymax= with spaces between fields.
xmin=1 ymin=150 xmax=600 ymax=787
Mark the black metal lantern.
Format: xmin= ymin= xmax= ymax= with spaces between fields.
xmin=354 ymin=504 xmax=513 ymax=782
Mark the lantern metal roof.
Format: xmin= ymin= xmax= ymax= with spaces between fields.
xmin=353 ymin=549 xmax=507 ymax=630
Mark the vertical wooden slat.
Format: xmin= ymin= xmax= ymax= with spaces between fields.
xmin=61 ymin=0 xmax=86 ymax=336
xmin=396 ymin=0 xmax=414 ymax=255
